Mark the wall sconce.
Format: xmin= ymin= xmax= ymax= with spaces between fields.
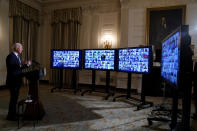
xmin=101 ymin=34 xmax=114 ymax=49
xmin=103 ymin=40 xmax=112 ymax=49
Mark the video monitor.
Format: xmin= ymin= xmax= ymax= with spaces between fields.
xmin=51 ymin=50 xmax=82 ymax=69
xmin=161 ymin=30 xmax=180 ymax=87
xmin=84 ymin=49 xmax=116 ymax=71
xmin=118 ymin=47 xmax=152 ymax=74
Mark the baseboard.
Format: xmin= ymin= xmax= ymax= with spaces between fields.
xmin=78 ymin=83 xmax=137 ymax=94
xmin=78 ymin=83 xmax=116 ymax=89
xmin=0 ymin=85 xmax=7 ymax=89
xmin=116 ymin=88 xmax=137 ymax=94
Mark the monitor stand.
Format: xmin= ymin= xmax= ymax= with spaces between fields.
xmin=51 ymin=69 xmax=82 ymax=94
xmin=81 ymin=70 xmax=114 ymax=100
xmin=113 ymin=73 xmax=153 ymax=110
xmin=137 ymin=74 xmax=154 ymax=110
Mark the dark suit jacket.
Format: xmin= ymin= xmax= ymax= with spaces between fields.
xmin=6 ymin=52 xmax=28 ymax=86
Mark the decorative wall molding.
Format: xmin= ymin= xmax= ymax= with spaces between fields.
xmin=18 ymin=0 xmax=42 ymax=11
xmin=82 ymin=4 xmax=100 ymax=15
xmin=120 ymin=0 xmax=130 ymax=9
xmin=128 ymin=8 xmax=146 ymax=47
xmin=98 ymin=12 xmax=120 ymax=48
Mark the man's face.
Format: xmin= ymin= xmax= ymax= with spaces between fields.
xmin=16 ymin=45 xmax=23 ymax=54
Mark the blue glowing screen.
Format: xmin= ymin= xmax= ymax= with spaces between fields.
xmin=51 ymin=50 xmax=81 ymax=69
xmin=118 ymin=47 xmax=151 ymax=73
xmin=84 ymin=50 xmax=115 ymax=70
xmin=161 ymin=31 xmax=180 ymax=86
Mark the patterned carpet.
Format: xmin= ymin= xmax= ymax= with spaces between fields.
xmin=0 ymin=84 xmax=197 ymax=131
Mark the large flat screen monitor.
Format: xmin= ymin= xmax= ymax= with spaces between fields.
xmin=161 ymin=29 xmax=181 ymax=87
xmin=118 ymin=46 xmax=152 ymax=74
xmin=51 ymin=49 xmax=82 ymax=69
xmin=84 ymin=49 xmax=116 ymax=71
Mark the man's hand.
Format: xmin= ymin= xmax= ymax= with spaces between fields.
xmin=22 ymin=60 xmax=32 ymax=66
xmin=27 ymin=60 xmax=32 ymax=66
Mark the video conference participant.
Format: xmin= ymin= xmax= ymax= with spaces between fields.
xmin=6 ymin=43 xmax=32 ymax=121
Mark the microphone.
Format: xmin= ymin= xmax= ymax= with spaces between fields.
xmin=32 ymin=60 xmax=40 ymax=65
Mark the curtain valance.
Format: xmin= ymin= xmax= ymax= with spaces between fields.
xmin=9 ymin=0 xmax=40 ymax=23
xmin=52 ymin=7 xmax=82 ymax=24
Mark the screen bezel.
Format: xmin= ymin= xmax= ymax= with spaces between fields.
xmin=83 ymin=49 xmax=117 ymax=71
xmin=117 ymin=46 xmax=153 ymax=74
xmin=50 ymin=49 xmax=82 ymax=69
xmin=160 ymin=27 xmax=181 ymax=88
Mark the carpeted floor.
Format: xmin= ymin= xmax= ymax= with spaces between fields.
xmin=0 ymin=84 xmax=197 ymax=131
xmin=0 ymin=85 xmax=102 ymax=130
xmin=40 ymin=90 xmax=102 ymax=125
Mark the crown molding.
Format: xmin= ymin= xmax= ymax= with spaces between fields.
xmin=35 ymin=0 xmax=67 ymax=5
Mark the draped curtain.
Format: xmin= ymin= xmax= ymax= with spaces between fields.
xmin=9 ymin=0 xmax=39 ymax=61
xmin=51 ymin=8 xmax=82 ymax=88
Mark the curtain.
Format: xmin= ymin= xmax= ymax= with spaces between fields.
xmin=9 ymin=0 xmax=39 ymax=23
xmin=9 ymin=0 xmax=39 ymax=61
xmin=51 ymin=8 xmax=82 ymax=88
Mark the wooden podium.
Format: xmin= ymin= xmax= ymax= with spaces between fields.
xmin=23 ymin=68 xmax=45 ymax=120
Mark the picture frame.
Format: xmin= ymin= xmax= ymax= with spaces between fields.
xmin=146 ymin=5 xmax=186 ymax=50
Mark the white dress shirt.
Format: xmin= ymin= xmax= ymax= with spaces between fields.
xmin=13 ymin=51 xmax=21 ymax=64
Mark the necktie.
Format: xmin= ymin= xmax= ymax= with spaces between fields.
xmin=17 ymin=55 xmax=21 ymax=64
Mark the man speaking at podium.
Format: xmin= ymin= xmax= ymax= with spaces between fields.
xmin=6 ymin=43 xmax=32 ymax=121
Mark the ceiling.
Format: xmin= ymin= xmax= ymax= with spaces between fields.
xmin=35 ymin=0 xmax=113 ymax=4
xmin=35 ymin=0 xmax=66 ymax=4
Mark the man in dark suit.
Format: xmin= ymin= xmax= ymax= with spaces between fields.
xmin=6 ymin=43 xmax=32 ymax=121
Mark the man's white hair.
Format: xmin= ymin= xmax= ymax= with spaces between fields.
xmin=12 ymin=43 xmax=22 ymax=51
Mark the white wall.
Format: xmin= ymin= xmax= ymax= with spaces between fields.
xmin=118 ymin=0 xmax=197 ymax=92
xmin=125 ymin=0 xmax=197 ymax=50
xmin=187 ymin=2 xmax=197 ymax=56
xmin=42 ymin=0 xmax=121 ymax=84
xmin=1 ymin=0 xmax=196 ymax=90
xmin=0 ymin=0 xmax=9 ymax=86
